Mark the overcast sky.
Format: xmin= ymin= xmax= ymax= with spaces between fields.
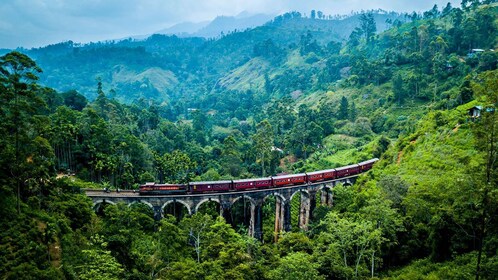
xmin=1 ymin=0 xmax=461 ymax=49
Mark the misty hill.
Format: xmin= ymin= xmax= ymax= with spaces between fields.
xmin=156 ymin=12 xmax=274 ymax=38
xmin=194 ymin=13 xmax=275 ymax=37
xmin=26 ymin=10 xmax=405 ymax=102
xmin=156 ymin=21 xmax=210 ymax=36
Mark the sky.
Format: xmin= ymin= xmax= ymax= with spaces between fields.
xmin=1 ymin=0 xmax=462 ymax=49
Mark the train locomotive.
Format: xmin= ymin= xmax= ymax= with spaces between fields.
xmin=138 ymin=158 xmax=378 ymax=195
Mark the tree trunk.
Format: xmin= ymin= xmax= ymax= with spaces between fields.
xmin=371 ymin=250 xmax=375 ymax=278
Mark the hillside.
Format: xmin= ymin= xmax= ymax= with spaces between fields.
xmin=26 ymin=10 xmax=405 ymax=103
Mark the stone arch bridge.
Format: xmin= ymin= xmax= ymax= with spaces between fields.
xmin=85 ymin=176 xmax=358 ymax=240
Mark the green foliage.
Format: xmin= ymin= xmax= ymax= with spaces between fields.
xmin=267 ymin=252 xmax=323 ymax=280
xmin=77 ymin=249 xmax=124 ymax=280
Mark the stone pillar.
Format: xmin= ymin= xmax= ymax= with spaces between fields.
xmin=274 ymin=198 xmax=283 ymax=242
xmin=299 ymin=192 xmax=310 ymax=230
xmin=153 ymin=206 xmax=163 ymax=221
xmin=327 ymin=188 xmax=334 ymax=207
xmin=308 ymin=190 xmax=317 ymax=223
xmin=250 ymin=202 xmax=263 ymax=240
xmin=220 ymin=201 xmax=232 ymax=225
xmin=320 ymin=189 xmax=328 ymax=206
xmin=283 ymin=201 xmax=291 ymax=232
xmin=255 ymin=203 xmax=263 ymax=240
xmin=249 ymin=203 xmax=255 ymax=237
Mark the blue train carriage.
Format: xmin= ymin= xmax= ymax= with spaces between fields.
xmin=189 ymin=180 xmax=233 ymax=193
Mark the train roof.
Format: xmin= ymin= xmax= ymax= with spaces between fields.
xmin=359 ymin=158 xmax=379 ymax=165
xmin=189 ymin=180 xmax=232 ymax=185
xmin=140 ymin=182 xmax=186 ymax=187
xmin=335 ymin=164 xmax=360 ymax=171
xmin=306 ymin=169 xmax=336 ymax=175
xmin=272 ymin=173 xmax=307 ymax=180
xmin=233 ymin=177 xmax=272 ymax=183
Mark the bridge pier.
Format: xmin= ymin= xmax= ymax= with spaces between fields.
xmin=220 ymin=200 xmax=232 ymax=225
xmin=249 ymin=202 xmax=263 ymax=240
xmin=320 ymin=185 xmax=334 ymax=207
xmin=299 ymin=191 xmax=311 ymax=230
xmin=274 ymin=197 xmax=291 ymax=242
xmin=274 ymin=197 xmax=282 ymax=242
xmin=326 ymin=186 xmax=334 ymax=207
xmin=283 ymin=201 xmax=291 ymax=232
xmin=153 ymin=206 xmax=163 ymax=221
xmin=308 ymin=190 xmax=317 ymax=223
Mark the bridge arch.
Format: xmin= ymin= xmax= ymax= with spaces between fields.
xmin=264 ymin=192 xmax=287 ymax=205
xmin=290 ymin=189 xmax=309 ymax=201
xmin=162 ymin=200 xmax=192 ymax=215
xmin=92 ymin=199 xmax=116 ymax=208
xmin=128 ymin=200 xmax=154 ymax=210
xmin=343 ymin=180 xmax=353 ymax=186
xmin=232 ymin=195 xmax=256 ymax=208
xmin=317 ymin=184 xmax=333 ymax=192
xmin=194 ymin=198 xmax=221 ymax=213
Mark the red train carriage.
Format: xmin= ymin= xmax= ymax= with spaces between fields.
xmin=322 ymin=169 xmax=337 ymax=180
xmin=335 ymin=164 xmax=360 ymax=178
xmin=306 ymin=170 xmax=324 ymax=182
xmin=137 ymin=158 xmax=379 ymax=196
xmin=307 ymin=168 xmax=337 ymax=183
xmin=189 ymin=180 xmax=232 ymax=193
xmin=272 ymin=173 xmax=307 ymax=187
xmin=139 ymin=182 xmax=155 ymax=192
xmin=358 ymin=158 xmax=379 ymax=172
xmin=139 ymin=183 xmax=187 ymax=195
xmin=233 ymin=178 xmax=272 ymax=191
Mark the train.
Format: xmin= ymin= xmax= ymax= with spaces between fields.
xmin=138 ymin=158 xmax=378 ymax=195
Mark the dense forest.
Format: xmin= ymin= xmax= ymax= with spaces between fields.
xmin=1 ymin=1 xmax=498 ymax=279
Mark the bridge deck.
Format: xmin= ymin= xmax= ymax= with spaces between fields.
xmin=84 ymin=174 xmax=359 ymax=198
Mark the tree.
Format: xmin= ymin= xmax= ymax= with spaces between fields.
xmin=393 ymin=73 xmax=405 ymax=104
xmin=350 ymin=101 xmax=357 ymax=121
xmin=268 ymin=252 xmax=324 ymax=280
xmin=470 ymin=70 xmax=498 ymax=280
xmin=62 ymin=89 xmax=88 ymax=111
xmin=317 ymin=212 xmax=383 ymax=278
xmin=77 ymin=249 xmax=124 ymax=280
xmin=338 ymin=96 xmax=349 ymax=120
xmin=459 ymin=79 xmax=474 ymax=104
xmin=360 ymin=13 xmax=377 ymax=44
xmin=221 ymin=135 xmax=242 ymax=176
xmin=442 ymin=2 xmax=453 ymax=16
xmin=0 ymin=51 xmax=50 ymax=214
xmin=253 ymin=120 xmax=274 ymax=176
xmin=154 ymin=150 xmax=196 ymax=183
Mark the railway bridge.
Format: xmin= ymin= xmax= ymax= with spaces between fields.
xmin=85 ymin=176 xmax=358 ymax=240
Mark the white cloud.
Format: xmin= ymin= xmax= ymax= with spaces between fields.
xmin=0 ymin=0 xmax=461 ymax=49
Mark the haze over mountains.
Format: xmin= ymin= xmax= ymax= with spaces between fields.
xmin=156 ymin=11 xmax=275 ymax=38
xmin=23 ymin=10 xmax=405 ymax=103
